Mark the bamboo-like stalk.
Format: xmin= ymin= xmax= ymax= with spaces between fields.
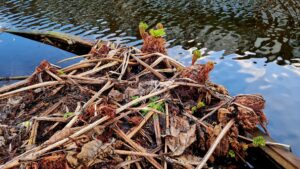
xmin=127 ymin=111 xmax=154 ymax=139
xmin=114 ymin=150 xmax=159 ymax=157
xmin=131 ymin=55 xmax=166 ymax=81
xmin=0 ymin=81 xmax=63 ymax=98
xmin=113 ymin=126 xmax=163 ymax=169
xmin=196 ymin=119 xmax=235 ymax=169
xmin=116 ymin=84 xmax=178 ymax=114
xmin=238 ymin=135 xmax=291 ymax=150
xmin=2 ymin=116 xmax=110 ymax=169
xmin=76 ymin=61 xmax=118 ymax=77
xmin=57 ymin=54 xmax=92 ymax=63
xmin=0 ymin=78 xmax=30 ymax=94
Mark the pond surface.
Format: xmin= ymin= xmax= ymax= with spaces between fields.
xmin=0 ymin=0 xmax=300 ymax=156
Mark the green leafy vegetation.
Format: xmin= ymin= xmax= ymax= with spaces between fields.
xmin=57 ymin=70 xmax=65 ymax=75
xmin=141 ymin=96 xmax=165 ymax=115
xmin=192 ymin=49 xmax=203 ymax=65
xmin=139 ymin=22 xmax=149 ymax=30
xmin=253 ymin=136 xmax=266 ymax=147
xmin=197 ymin=101 xmax=205 ymax=108
xmin=63 ymin=112 xmax=74 ymax=118
xmin=227 ymin=150 xmax=235 ymax=158
xmin=191 ymin=106 xmax=197 ymax=114
xmin=21 ymin=121 xmax=31 ymax=128
xmin=149 ymin=28 xmax=166 ymax=37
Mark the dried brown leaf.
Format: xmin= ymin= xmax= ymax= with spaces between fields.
xmin=44 ymin=127 xmax=75 ymax=145
xmin=108 ymin=89 xmax=124 ymax=102
xmin=166 ymin=116 xmax=196 ymax=156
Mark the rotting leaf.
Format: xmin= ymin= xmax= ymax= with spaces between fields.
xmin=77 ymin=139 xmax=115 ymax=166
xmin=217 ymin=108 xmax=231 ymax=125
xmin=166 ymin=116 xmax=197 ymax=156
xmin=45 ymin=127 xmax=75 ymax=145
xmin=108 ymin=89 xmax=124 ymax=102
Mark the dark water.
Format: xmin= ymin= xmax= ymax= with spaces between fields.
xmin=0 ymin=0 xmax=300 ymax=156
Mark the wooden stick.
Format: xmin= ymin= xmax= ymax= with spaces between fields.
xmin=127 ymin=111 xmax=154 ymax=139
xmin=45 ymin=70 xmax=63 ymax=81
xmin=77 ymin=61 xmax=118 ymax=77
xmin=114 ymin=150 xmax=159 ymax=157
xmin=82 ymin=81 xmax=113 ymax=110
xmin=113 ymin=126 xmax=163 ymax=169
xmin=153 ymin=113 xmax=162 ymax=147
xmin=2 ymin=115 xmax=110 ymax=169
xmin=196 ymin=119 xmax=235 ymax=169
xmin=57 ymin=54 xmax=91 ymax=63
xmin=200 ymin=100 xmax=230 ymax=121
xmin=116 ymin=85 xmax=178 ymax=114
xmin=238 ymin=135 xmax=291 ymax=150
xmin=115 ymin=158 xmax=142 ymax=169
xmin=131 ymin=55 xmax=166 ymax=81
xmin=0 ymin=81 xmax=63 ymax=98
xmin=0 ymin=78 xmax=29 ymax=94
xmin=61 ymin=62 xmax=95 ymax=73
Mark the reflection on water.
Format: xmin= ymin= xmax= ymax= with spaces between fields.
xmin=0 ymin=0 xmax=300 ymax=157
xmin=198 ymin=52 xmax=300 ymax=157
xmin=0 ymin=0 xmax=300 ymax=66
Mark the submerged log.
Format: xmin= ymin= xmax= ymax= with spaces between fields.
xmin=2 ymin=29 xmax=94 ymax=55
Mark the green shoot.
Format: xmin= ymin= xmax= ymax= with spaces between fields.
xmin=139 ymin=22 xmax=149 ymax=38
xmin=21 ymin=121 xmax=31 ymax=128
xmin=253 ymin=136 xmax=266 ymax=147
xmin=227 ymin=150 xmax=236 ymax=158
xmin=192 ymin=49 xmax=202 ymax=65
xmin=57 ymin=70 xmax=65 ymax=75
xmin=191 ymin=106 xmax=197 ymax=114
xmin=140 ymin=97 xmax=165 ymax=116
xmin=149 ymin=28 xmax=166 ymax=38
xmin=139 ymin=22 xmax=149 ymax=30
xmin=197 ymin=101 xmax=205 ymax=109
xmin=63 ymin=112 xmax=74 ymax=118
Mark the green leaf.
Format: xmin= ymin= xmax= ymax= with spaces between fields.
xmin=227 ymin=150 xmax=235 ymax=158
xmin=149 ymin=28 xmax=166 ymax=37
xmin=63 ymin=112 xmax=74 ymax=118
xmin=192 ymin=49 xmax=202 ymax=59
xmin=140 ymin=99 xmax=165 ymax=116
xmin=253 ymin=136 xmax=266 ymax=147
xmin=197 ymin=101 xmax=205 ymax=109
xmin=139 ymin=22 xmax=149 ymax=30
xmin=57 ymin=70 xmax=65 ymax=75
xmin=21 ymin=121 xmax=31 ymax=128
xmin=191 ymin=106 xmax=197 ymax=114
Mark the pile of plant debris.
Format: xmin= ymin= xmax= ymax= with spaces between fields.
xmin=0 ymin=23 xmax=284 ymax=169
